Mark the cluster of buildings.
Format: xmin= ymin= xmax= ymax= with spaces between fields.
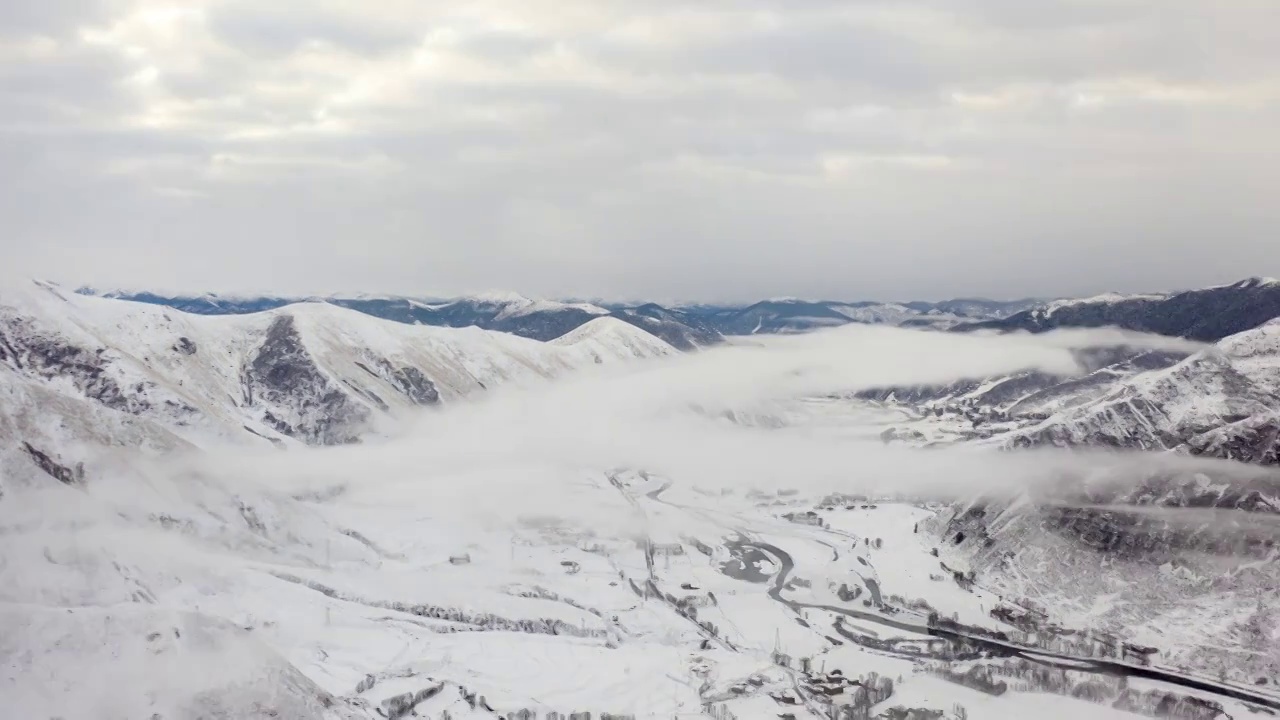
xmin=802 ymin=670 xmax=896 ymax=720
xmin=782 ymin=510 xmax=827 ymax=528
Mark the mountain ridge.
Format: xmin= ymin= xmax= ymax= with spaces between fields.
xmin=1 ymin=282 xmax=676 ymax=470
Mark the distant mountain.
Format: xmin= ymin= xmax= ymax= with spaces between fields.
xmin=88 ymin=290 xmax=301 ymax=315
xmin=681 ymin=297 xmax=1036 ymax=335
xmin=83 ymin=290 xmax=715 ymax=350
xmin=80 ymin=290 xmax=1044 ymax=344
xmin=607 ymin=303 xmax=723 ymax=349
xmin=701 ymin=299 xmax=862 ymax=335
xmin=957 ymin=277 xmax=1280 ymax=342
xmin=908 ymin=297 xmax=1043 ymax=319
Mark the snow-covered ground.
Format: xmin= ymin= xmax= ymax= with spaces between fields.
xmin=3 ymin=287 xmax=1276 ymax=719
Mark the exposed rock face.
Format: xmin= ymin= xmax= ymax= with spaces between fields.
xmin=245 ymin=316 xmax=370 ymax=445
xmin=0 ymin=315 xmax=146 ymax=414
xmin=20 ymin=443 xmax=85 ymax=486
xmin=1185 ymin=413 xmax=1280 ymax=465
xmin=354 ymin=358 xmax=439 ymax=406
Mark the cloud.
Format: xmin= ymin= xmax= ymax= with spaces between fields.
xmin=2 ymin=0 xmax=1278 ymax=300
xmin=136 ymin=323 xmax=1273 ymax=539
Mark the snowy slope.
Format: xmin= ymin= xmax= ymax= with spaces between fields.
xmin=829 ymin=302 xmax=968 ymax=329
xmin=6 ymin=286 xmax=1277 ymax=718
xmin=0 ymin=281 xmax=675 ymax=452
xmin=490 ymin=295 xmax=610 ymax=321
xmin=863 ymin=318 xmax=1280 ymax=463
xmin=913 ymin=321 xmax=1280 ymax=683
xmin=993 ymin=354 xmax=1278 ymax=453
xmin=960 ymin=276 xmax=1280 ymax=342
xmin=549 ymin=316 xmax=678 ymax=360
xmin=990 ymin=322 xmax=1280 ymax=455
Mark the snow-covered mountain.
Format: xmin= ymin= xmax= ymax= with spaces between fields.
xmin=1 ymin=281 xmax=675 ymax=483
xmin=931 ymin=320 xmax=1280 ymax=461
xmin=927 ymin=461 xmax=1280 ymax=682
xmin=9 ymin=278 xmax=1280 ymax=719
xmin=867 ymin=295 xmax=1280 ymax=465
xmin=868 ymin=319 xmax=1280 ymax=679
xmin=688 ymin=298 xmax=1034 ymax=335
xmin=85 ymin=289 xmax=1041 ymax=344
xmin=85 ymin=289 xmax=718 ymax=350
xmin=992 ymin=345 xmax=1280 ymax=456
xmin=958 ymin=277 xmax=1280 ymax=342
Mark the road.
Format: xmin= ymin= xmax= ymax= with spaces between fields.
xmin=630 ymin=474 xmax=1280 ymax=712
xmin=748 ymin=539 xmax=1280 ymax=712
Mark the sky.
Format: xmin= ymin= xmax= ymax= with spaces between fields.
xmin=2 ymin=0 xmax=1278 ymax=302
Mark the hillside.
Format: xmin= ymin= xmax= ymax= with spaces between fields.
xmin=958 ymin=277 xmax=1280 ymax=342
xmin=0 ymin=281 xmax=675 ymax=485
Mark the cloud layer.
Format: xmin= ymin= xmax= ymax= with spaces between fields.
xmin=3 ymin=0 xmax=1278 ymax=300
xmin=179 ymin=323 xmax=1270 ymax=524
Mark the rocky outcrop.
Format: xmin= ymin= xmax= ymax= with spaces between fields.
xmin=1185 ymin=412 xmax=1280 ymax=466
xmin=244 ymin=316 xmax=370 ymax=445
xmin=354 ymin=358 xmax=439 ymax=406
xmin=20 ymin=442 xmax=85 ymax=486
xmin=0 ymin=315 xmax=146 ymax=414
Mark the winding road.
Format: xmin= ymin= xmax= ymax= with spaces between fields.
xmin=622 ymin=472 xmax=1280 ymax=712
xmin=748 ymin=539 xmax=1280 ymax=712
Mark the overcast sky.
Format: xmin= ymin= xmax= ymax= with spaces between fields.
xmin=3 ymin=0 xmax=1278 ymax=302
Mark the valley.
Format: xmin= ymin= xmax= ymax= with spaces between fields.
xmin=2 ymin=280 xmax=1278 ymax=720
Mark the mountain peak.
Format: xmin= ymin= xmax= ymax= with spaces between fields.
xmin=468 ymin=290 xmax=533 ymax=305
xmin=1231 ymin=276 xmax=1280 ymax=290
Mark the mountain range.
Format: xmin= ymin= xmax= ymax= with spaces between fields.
xmin=960 ymin=277 xmax=1280 ymax=342
xmin=0 ymin=281 xmax=676 ymax=488
xmin=79 ymin=288 xmax=1043 ymax=345
xmin=7 ymin=275 xmax=1280 ymax=714
xmin=90 ymin=277 xmax=1280 ymax=351
xmin=37 ymin=275 xmax=1280 ymax=471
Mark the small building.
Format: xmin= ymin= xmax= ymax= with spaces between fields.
xmin=651 ymin=542 xmax=685 ymax=557
xmin=1122 ymin=642 xmax=1158 ymax=666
